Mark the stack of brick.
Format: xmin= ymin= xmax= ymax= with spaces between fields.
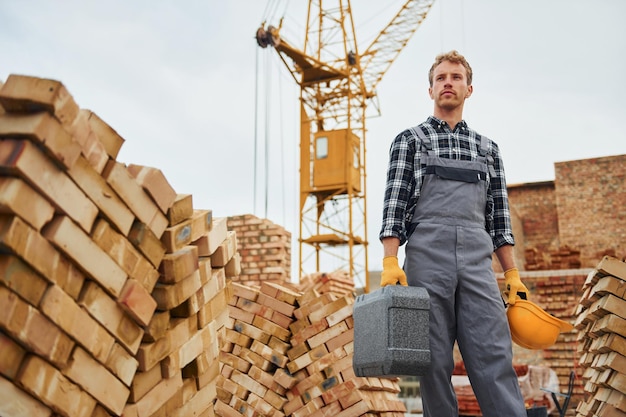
xmin=285 ymin=289 xmax=406 ymax=417
xmin=217 ymin=278 xmax=407 ymax=417
xmin=0 ymin=73 xmax=232 ymax=417
xmin=0 ymin=73 xmax=163 ymax=417
xmin=126 ymin=199 xmax=234 ymax=417
xmin=524 ymin=247 xmax=551 ymax=271
xmin=574 ymin=256 xmax=626 ymax=416
xmin=227 ymin=214 xmax=291 ymax=287
xmin=216 ymin=281 xmax=298 ymax=416
xmin=549 ymin=245 xmax=582 ymax=269
xmin=533 ymin=273 xmax=584 ymax=402
xmin=299 ymin=270 xmax=355 ymax=297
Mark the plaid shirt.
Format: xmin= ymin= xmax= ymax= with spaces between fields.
xmin=379 ymin=116 xmax=515 ymax=249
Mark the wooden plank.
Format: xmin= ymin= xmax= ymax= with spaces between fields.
xmin=0 ymin=74 xmax=79 ymax=127
xmin=0 ymin=111 xmax=81 ymax=169
xmin=597 ymin=256 xmax=626 ymax=281
xmin=0 ymin=176 xmax=54 ymax=230
xmin=0 ymin=139 xmax=98 ymax=232
xmin=43 ymin=215 xmax=127 ymax=298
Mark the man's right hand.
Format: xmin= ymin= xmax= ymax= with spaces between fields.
xmin=380 ymin=256 xmax=408 ymax=287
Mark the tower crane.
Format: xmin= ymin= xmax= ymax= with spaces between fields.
xmin=256 ymin=0 xmax=435 ymax=291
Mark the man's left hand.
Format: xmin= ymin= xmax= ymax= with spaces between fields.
xmin=503 ymin=268 xmax=529 ymax=305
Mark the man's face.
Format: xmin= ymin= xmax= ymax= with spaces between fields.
xmin=429 ymin=60 xmax=473 ymax=110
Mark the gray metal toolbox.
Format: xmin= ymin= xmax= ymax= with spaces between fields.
xmin=352 ymin=285 xmax=430 ymax=377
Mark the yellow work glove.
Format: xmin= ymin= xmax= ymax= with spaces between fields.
xmin=503 ymin=268 xmax=529 ymax=305
xmin=380 ymin=256 xmax=408 ymax=287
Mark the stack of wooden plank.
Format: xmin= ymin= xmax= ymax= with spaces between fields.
xmin=227 ymin=214 xmax=291 ymax=287
xmin=574 ymin=256 xmax=626 ymax=416
xmin=218 ymin=278 xmax=406 ymax=417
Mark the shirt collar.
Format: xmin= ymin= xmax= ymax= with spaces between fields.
xmin=426 ymin=116 xmax=468 ymax=132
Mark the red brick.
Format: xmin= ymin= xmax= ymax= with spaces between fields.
xmin=118 ymin=278 xmax=157 ymax=327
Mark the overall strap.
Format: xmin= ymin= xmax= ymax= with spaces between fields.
xmin=409 ymin=125 xmax=432 ymax=151
xmin=479 ymin=135 xmax=497 ymax=177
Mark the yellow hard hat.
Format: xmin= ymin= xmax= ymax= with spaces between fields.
xmin=506 ymin=299 xmax=574 ymax=350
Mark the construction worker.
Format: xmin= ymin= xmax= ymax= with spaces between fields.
xmin=379 ymin=50 xmax=529 ymax=417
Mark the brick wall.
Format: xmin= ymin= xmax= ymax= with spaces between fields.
xmin=555 ymin=155 xmax=626 ymax=267
xmin=508 ymin=181 xmax=560 ymax=253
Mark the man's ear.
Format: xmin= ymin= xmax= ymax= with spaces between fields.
xmin=465 ymin=85 xmax=473 ymax=98
xmin=428 ymin=87 xmax=434 ymax=99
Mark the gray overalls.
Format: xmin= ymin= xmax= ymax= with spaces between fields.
xmin=404 ymin=126 xmax=527 ymax=417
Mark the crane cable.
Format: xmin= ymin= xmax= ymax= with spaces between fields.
xmin=254 ymin=0 xmax=289 ymax=220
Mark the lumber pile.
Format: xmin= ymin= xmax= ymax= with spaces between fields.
xmin=574 ymin=255 xmax=626 ymax=416
xmin=0 ymin=73 xmax=230 ymax=417
xmin=217 ymin=279 xmax=407 ymax=417
xmin=227 ymin=214 xmax=291 ymax=287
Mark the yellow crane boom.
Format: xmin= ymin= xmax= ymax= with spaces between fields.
xmin=256 ymin=0 xmax=435 ymax=291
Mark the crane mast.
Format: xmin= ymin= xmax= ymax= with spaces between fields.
xmin=257 ymin=0 xmax=435 ymax=291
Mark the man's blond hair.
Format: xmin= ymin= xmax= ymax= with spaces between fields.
xmin=428 ymin=50 xmax=473 ymax=87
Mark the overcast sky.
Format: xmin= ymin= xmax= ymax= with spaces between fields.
xmin=2 ymin=0 xmax=625 ymax=276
